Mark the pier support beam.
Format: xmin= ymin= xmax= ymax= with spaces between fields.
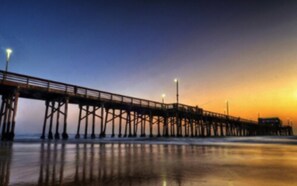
xmin=118 ymin=109 xmax=123 ymax=137
xmin=140 ymin=114 xmax=146 ymax=137
xmin=54 ymin=100 xmax=61 ymax=139
xmin=169 ymin=117 xmax=175 ymax=137
xmin=128 ymin=111 xmax=132 ymax=137
xmin=111 ymin=109 xmax=115 ymax=137
xmin=133 ymin=112 xmax=138 ymax=137
xmin=62 ymin=98 xmax=69 ymax=139
xmin=75 ymin=104 xmax=102 ymax=139
xmin=123 ymin=110 xmax=130 ymax=137
xmin=41 ymin=98 xmax=69 ymax=140
xmin=0 ymin=91 xmax=19 ymax=141
xmin=149 ymin=112 xmax=153 ymax=138
xmin=98 ymin=105 xmax=104 ymax=137
xmin=163 ymin=116 xmax=169 ymax=137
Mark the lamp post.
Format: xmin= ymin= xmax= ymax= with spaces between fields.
xmin=174 ymin=78 xmax=179 ymax=105
xmin=5 ymin=48 xmax=13 ymax=72
xmin=174 ymin=78 xmax=180 ymax=137
xmin=162 ymin=94 xmax=166 ymax=104
xmin=226 ymin=100 xmax=229 ymax=116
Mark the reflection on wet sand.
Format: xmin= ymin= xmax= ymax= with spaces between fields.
xmin=0 ymin=143 xmax=12 ymax=186
xmin=37 ymin=143 xmax=191 ymax=186
xmin=1 ymin=142 xmax=297 ymax=185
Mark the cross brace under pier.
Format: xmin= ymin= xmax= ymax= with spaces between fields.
xmin=0 ymin=92 xmax=19 ymax=141
xmin=40 ymin=98 xmax=69 ymax=140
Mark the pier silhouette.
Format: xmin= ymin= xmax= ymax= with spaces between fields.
xmin=0 ymin=70 xmax=293 ymax=141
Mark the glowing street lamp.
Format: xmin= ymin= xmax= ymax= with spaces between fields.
xmin=5 ymin=48 xmax=13 ymax=72
xmin=174 ymin=78 xmax=179 ymax=104
xmin=162 ymin=94 xmax=166 ymax=104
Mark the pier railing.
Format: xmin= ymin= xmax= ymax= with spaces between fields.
xmin=0 ymin=70 xmax=165 ymax=109
xmin=0 ymin=70 xmax=257 ymax=124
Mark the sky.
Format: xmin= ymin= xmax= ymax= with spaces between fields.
xmin=0 ymin=0 xmax=297 ymax=134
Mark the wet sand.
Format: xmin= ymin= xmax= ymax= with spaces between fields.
xmin=13 ymin=135 xmax=297 ymax=145
xmin=1 ymin=136 xmax=297 ymax=186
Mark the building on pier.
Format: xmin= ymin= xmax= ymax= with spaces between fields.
xmin=258 ymin=117 xmax=282 ymax=127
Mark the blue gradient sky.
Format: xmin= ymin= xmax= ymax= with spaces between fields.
xmin=0 ymin=0 xmax=297 ymax=133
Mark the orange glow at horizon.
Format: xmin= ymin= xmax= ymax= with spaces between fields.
xmin=176 ymin=41 xmax=297 ymax=133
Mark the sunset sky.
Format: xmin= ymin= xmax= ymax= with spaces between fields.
xmin=0 ymin=0 xmax=296 ymax=134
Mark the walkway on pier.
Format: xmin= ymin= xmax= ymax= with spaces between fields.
xmin=0 ymin=70 xmax=293 ymax=141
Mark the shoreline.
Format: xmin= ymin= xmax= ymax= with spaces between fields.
xmin=3 ymin=136 xmax=297 ymax=146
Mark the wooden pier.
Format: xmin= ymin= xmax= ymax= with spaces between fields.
xmin=0 ymin=70 xmax=293 ymax=141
